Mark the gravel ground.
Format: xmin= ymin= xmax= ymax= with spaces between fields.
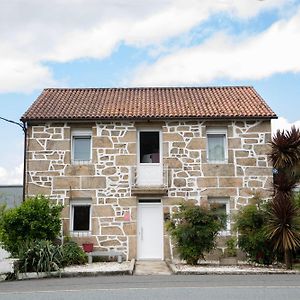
xmin=64 ymin=261 xmax=133 ymax=273
xmin=172 ymin=263 xmax=299 ymax=274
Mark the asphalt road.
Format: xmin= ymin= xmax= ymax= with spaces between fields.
xmin=0 ymin=274 xmax=300 ymax=300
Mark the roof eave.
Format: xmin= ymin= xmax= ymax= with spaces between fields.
xmin=21 ymin=114 xmax=278 ymax=124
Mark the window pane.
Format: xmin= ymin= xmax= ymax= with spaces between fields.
xmin=207 ymin=134 xmax=225 ymax=161
xmin=73 ymin=205 xmax=90 ymax=231
xmin=74 ymin=136 xmax=91 ymax=161
xmin=140 ymin=132 xmax=160 ymax=163
xmin=210 ymin=202 xmax=227 ymax=230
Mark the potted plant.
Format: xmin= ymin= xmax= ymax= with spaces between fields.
xmin=82 ymin=242 xmax=94 ymax=253
xmin=219 ymin=237 xmax=238 ymax=266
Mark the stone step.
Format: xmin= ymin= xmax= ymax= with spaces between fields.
xmin=134 ymin=260 xmax=172 ymax=275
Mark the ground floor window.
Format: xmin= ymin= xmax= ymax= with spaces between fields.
xmin=208 ymin=197 xmax=230 ymax=235
xmin=70 ymin=200 xmax=91 ymax=234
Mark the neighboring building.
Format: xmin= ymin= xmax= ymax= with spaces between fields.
xmin=21 ymin=87 xmax=277 ymax=260
xmin=0 ymin=185 xmax=23 ymax=208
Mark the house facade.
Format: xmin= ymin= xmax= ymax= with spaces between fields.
xmin=21 ymin=87 xmax=277 ymax=260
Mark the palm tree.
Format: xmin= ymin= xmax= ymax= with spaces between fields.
xmin=268 ymin=126 xmax=300 ymax=269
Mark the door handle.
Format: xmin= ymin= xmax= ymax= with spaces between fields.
xmin=141 ymin=227 xmax=143 ymax=241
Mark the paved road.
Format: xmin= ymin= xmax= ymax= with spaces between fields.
xmin=0 ymin=275 xmax=300 ymax=300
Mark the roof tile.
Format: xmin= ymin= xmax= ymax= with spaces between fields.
xmin=21 ymin=87 xmax=277 ymax=121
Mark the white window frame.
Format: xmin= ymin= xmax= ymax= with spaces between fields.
xmin=71 ymin=129 xmax=92 ymax=164
xmin=206 ymin=127 xmax=228 ymax=163
xmin=208 ymin=197 xmax=231 ymax=236
xmin=137 ymin=128 xmax=162 ymax=165
xmin=70 ymin=199 xmax=92 ymax=236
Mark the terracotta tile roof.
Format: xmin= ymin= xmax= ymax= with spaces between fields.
xmin=21 ymin=87 xmax=277 ymax=122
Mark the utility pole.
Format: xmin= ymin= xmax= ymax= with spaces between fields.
xmin=0 ymin=117 xmax=27 ymax=201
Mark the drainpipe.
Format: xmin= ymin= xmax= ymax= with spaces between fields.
xmin=22 ymin=121 xmax=27 ymax=202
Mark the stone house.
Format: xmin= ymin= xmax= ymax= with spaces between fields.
xmin=21 ymin=87 xmax=277 ymax=260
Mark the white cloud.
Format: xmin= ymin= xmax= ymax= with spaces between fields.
xmin=0 ymin=164 xmax=23 ymax=185
xmin=132 ymin=6 xmax=300 ymax=85
xmin=0 ymin=0 xmax=291 ymax=93
xmin=271 ymin=117 xmax=300 ymax=134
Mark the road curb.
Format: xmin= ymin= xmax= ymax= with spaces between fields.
xmin=165 ymin=259 xmax=177 ymax=274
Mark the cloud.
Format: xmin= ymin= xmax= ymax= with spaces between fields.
xmin=132 ymin=6 xmax=300 ymax=86
xmin=0 ymin=0 xmax=290 ymax=93
xmin=271 ymin=117 xmax=300 ymax=134
xmin=0 ymin=164 xmax=23 ymax=185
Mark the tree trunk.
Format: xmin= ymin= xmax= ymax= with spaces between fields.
xmin=284 ymin=249 xmax=292 ymax=269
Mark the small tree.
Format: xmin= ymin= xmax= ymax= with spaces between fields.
xmin=166 ymin=202 xmax=225 ymax=265
xmin=0 ymin=195 xmax=63 ymax=256
xmin=268 ymin=126 xmax=300 ymax=269
xmin=235 ymin=194 xmax=274 ymax=265
xmin=266 ymin=174 xmax=300 ymax=269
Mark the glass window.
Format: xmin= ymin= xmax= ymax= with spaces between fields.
xmin=71 ymin=129 xmax=92 ymax=163
xmin=73 ymin=136 xmax=91 ymax=161
xmin=208 ymin=198 xmax=230 ymax=235
xmin=72 ymin=204 xmax=91 ymax=232
xmin=207 ymin=131 xmax=226 ymax=162
xmin=139 ymin=131 xmax=160 ymax=163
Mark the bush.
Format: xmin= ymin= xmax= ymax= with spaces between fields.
xmin=0 ymin=195 xmax=63 ymax=255
xmin=234 ymin=195 xmax=274 ymax=265
xmin=166 ymin=202 xmax=225 ymax=265
xmin=17 ymin=240 xmax=63 ymax=274
xmin=61 ymin=239 xmax=88 ymax=266
xmin=224 ymin=237 xmax=237 ymax=257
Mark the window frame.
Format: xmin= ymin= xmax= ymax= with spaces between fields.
xmin=71 ymin=129 xmax=92 ymax=164
xmin=206 ymin=127 xmax=228 ymax=164
xmin=137 ymin=128 xmax=162 ymax=165
xmin=208 ymin=197 xmax=231 ymax=236
xmin=69 ymin=199 xmax=92 ymax=236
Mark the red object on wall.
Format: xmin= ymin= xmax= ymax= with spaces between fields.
xmin=82 ymin=243 xmax=94 ymax=253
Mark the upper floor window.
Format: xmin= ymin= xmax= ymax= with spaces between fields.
xmin=206 ymin=128 xmax=227 ymax=163
xmin=72 ymin=129 xmax=92 ymax=164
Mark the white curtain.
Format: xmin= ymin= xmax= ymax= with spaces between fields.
xmin=207 ymin=134 xmax=225 ymax=161
xmin=74 ymin=136 xmax=91 ymax=161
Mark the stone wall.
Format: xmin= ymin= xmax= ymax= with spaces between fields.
xmin=26 ymin=119 xmax=273 ymax=260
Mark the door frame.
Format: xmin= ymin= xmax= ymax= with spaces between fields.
xmin=137 ymin=198 xmax=164 ymax=260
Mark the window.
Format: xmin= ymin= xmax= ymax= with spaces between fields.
xmin=139 ymin=131 xmax=160 ymax=163
xmin=206 ymin=128 xmax=227 ymax=163
xmin=208 ymin=197 xmax=230 ymax=235
xmin=72 ymin=129 xmax=92 ymax=164
xmin=70 ymin=200 xmax=91 ymax=234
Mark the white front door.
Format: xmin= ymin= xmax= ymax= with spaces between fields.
xmin=137 ymin=200 xmax=163 ymax=260
xmin=137 ymin=130 xmax=163 ymax=186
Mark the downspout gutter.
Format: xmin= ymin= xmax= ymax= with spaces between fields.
xmin=21 ymin=121 xmax=27 ymax=202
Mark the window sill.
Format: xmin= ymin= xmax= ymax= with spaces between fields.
xmin=218 ymin=230 xmax=231 ymax=237
xmin=71 ymin=160 xmax=92 ymax=165
xmin=207 ymin=160 xmax=228 ymax=164
xmin=69 ymin=231 xmax=91 ymax=237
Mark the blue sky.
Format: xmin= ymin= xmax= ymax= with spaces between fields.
xmin=0 ymin=0 xmax=300 ymax=184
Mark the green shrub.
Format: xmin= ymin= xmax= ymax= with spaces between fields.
xmin=17 ymin=240 xmax=63 ymax=274
xmin=224 ymin=237 xmax=237 ymax=257
xmin=166 ymin=202 xmax=225 ymax=265
xmin=0 ymin=195 xmax=63 ymax=255
xmin=235 ymin=195 xmax=274 ymax=265
xmin=61 ymin=240 xmax=87 ymax=266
